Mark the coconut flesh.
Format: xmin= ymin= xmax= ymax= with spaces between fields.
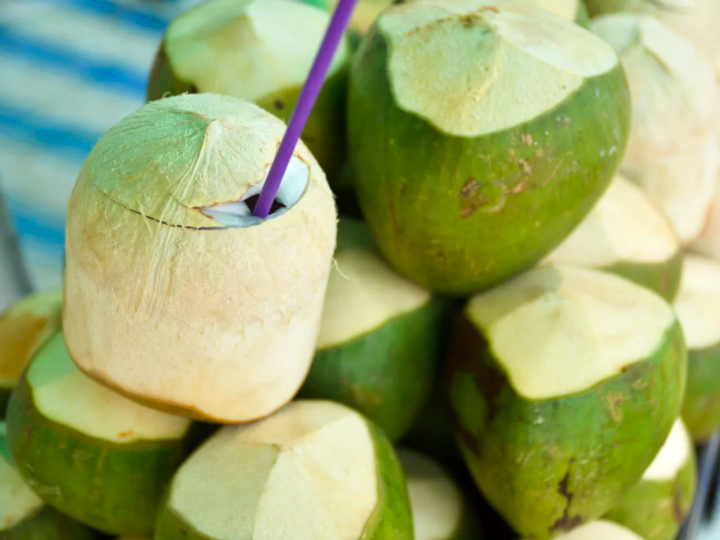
xmin=591 ymin=14 xmax=720 ymax=243
xmin=544 ymin=520 xmax=644 ymax=540
xmin=642 ymin=419 xmax=692 ymax=481
xmin=63 ymin=93 xmax=337 ymax=423
xmin=690 ymin=178 xmax=720 ymax=260
xmin=673 ymin=255 xmax=720 ymax=351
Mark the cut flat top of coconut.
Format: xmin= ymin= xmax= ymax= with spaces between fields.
xmin=467 ymin=265 xmax=676 ymax=400
xmin=0 ymin=288 xmax=62 ymax=388
xmin=532 ymin=0 xmax=579 ymax=20
xmin=27 ymin=333 xmax=191 ymax=444
xmin=0 ymin=422 xmax=45 ymax=532
xmin=168 ymin=400 xmax=378 ymax=540
xmin=544 ymin=520 xmax=644 ymax=540
xmin=398 ymin=449 xmax=463 ymax=540
xmin=379 ymin=0 xmax=617 ymax=137
xmin=165 ymin=0 xmax=350 ymax=101
xmin=673 ymin=255 xmax=720 ymax=349
xmin=643 ymin=419 xmax=692 ymax=481
xmin=546 ymin=175 xmax=678 ymax=268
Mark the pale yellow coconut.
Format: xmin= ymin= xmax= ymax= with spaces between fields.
xmin=690 ymin=175 xmax=720 ymax=260
xmin=63 ymin=93 xmax=337 ymax=423
xmin=592 ymin=14 xmax=720 ymax=243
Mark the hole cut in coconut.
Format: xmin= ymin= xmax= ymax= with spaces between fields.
xmin=200 ymin=154 xmax=309 ymax=228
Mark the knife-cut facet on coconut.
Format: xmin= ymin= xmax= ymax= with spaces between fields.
xmin=303 ymin=0 xmax=395 ymax=35
xmin=448 ymin=265 xmax=686 ymax=539
xmin=5 ymin=333 xmax=192 ymax=537
xmin=605 ymin=420 xmax=696 ymax=540
xmin=591 ymin=14 xmax=720 ymax=243
xmin=299 ymin=218 xmax=440 ymax=441
xmin=523 ymin=520 xmax=645 ymax=540
xmin=348 ymin=0 xmax=630 ymax=295
xmin=585 ymin=0 xmax=720 ymax=63
xmin=690 ymin=178 xmax=720 ymax=260
xmin=148 ymin=0 xmax=351 ymax=184
xmin=398 ymin=449 xmax=478 ymax=540
xmin=0 ymin=289 xmax=62 ymax=418
xmin=673 ymin=256 xmax=720 ymax=441
xmin=0 ymin=422 xmax=96 ymax=540
xmin=63 ymin=93 xmax=337 ymax=423
xmin=545 ymin=175 xmax=682 ymax=300
xmin=155 ymin=400 xmax=413 ymax=540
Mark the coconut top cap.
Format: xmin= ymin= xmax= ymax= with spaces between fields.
xmin=673 ymin=255 xmax=720 ymax=349
xmin=77 ymin=93 xmax=319 ymax=229
xmin=165 ymin=0 xmax=350 ymax=101
xmin=531 ymin=0 xmax=579 ymax=20
xmin=378 ymin=0 xmax=618 ymax=137
xmin=548 ymin=520 xmax=644 ymax=540
xmin=643 ymin=419 xmax=692 ymax=481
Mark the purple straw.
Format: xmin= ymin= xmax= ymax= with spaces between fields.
xmin=253 ymin=0 xmax=358 ymax=218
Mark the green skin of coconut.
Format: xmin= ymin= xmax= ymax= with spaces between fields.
xmin=605 ymin=252 xmax=683 ymax=302
xmin=682 ymin=342 xmax=720 ymax=442
xmin=6 ymin=378 xmax=192 ymax=537
xmin=348 ymin=22 xmax=631 ymax=295
xmin=147 ymin=45 xmax=349 ymax=187
xmin=155 ymin=420 xmax=413 ymax=540
xmin=0 ymin=506 xmax=97 ymax=540
xmin=604 ymin=455 xmax=696 ymax=540
xmin=447 ymin=316 xmax=686 ymax=539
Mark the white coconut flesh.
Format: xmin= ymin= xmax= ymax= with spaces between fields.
xmin=0 ymin=288 xmax=63 ymax=389
xmin=547 ymin=520 xmax=644 ymax=540
xmin=378 ymin=0 xmax=618 ymax=137
xmin=466 ymin=266 xmax=677 ymax=400
xmin=200 ymin=155 xmax=309 ymax=227
xmin=165 ymin=0 xmax=350 ymax=100
xmin=398 ymin=449 xmax=463 ymax=540
xmin=673 ymin=255 xmax=720 ymax=350
xmin=167 ymin=401 xmax=378 ymax=540
xmin=643 ymin=419 xmax=692 ymax=481
xmin=546 ymin=175 xmax=678 ymax=268
xmin=691 ymin=179 xmax=720 ymax=260
xmin=27 ymin=334 xmax=191 ymax=444
xmin=531 ymin=0 xmax=579 ymax=21
xmin=317 ymin=248 xmax=431 ymax=349
xmin=0 ymin=422 xmax=44 ymax=532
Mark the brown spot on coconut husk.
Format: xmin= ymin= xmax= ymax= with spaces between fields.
xmin=551 ymin=463 xmax=584 ymax=532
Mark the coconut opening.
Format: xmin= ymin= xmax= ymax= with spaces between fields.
xmin=643 ymin=420 xmax=692 ymax=481
xmin=199 ymin=154 xmax=309 ymax=227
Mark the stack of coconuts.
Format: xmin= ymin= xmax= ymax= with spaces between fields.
xmin=2 ymin=0 xmax=720 ymax=539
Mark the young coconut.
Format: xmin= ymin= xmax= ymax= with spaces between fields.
xmin=0 ymin=422 xmax=96 ymax=540
xmin=348 ymin=0 xmax=630 ymax=295
xmin=147 ymin=0 xmax=351 ymax=185
xmin=591 ymin=14 xmax=720 ymax=243
xmin=63 ymin=93 xmax=337 ymax=423
xmin=155 ymin=400 xmax=413 ymax=540
xmin=397 ymin=449 xmax=478 ymax=540
xmin=673 ymin=255 xmax=720 ymax=441
xmin=544 ymin=175 xmax=682 ymax=300
xmin=605 ymin=419 xmax=696 ymax=540
xmin=690 ymin=178 xmax=720 ymax=260
xmin=304 ymin=0 xmax=396 ymax=35
xmin=5 ymin=333 xmax=193 ymax=537
xmin=0 ymin=289 xmax=62 ymax=418
xmin=448 ymin=265 xmax=687 ymax=539
xmin=522 ymin=520 xmax=645 ymax=540
xmin=299 ymin=218 xmax=440 ymax=441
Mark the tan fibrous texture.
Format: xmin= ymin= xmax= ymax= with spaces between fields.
xmin=63 ymin=94 xmax=337 ymax=423
xmin=592 ymin=14 xmax=720 ymax=243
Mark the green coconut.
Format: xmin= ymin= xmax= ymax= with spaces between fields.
xmin=673 ymin=255 xmax=720 ymax=442
xmin=147 ymin=0 xmax=351 ymax=185
xmin=0 ymin=422 xmax=96 ymax=540
xmin=155 ymin=400 xmax=413 ymax=540
xmin=591 ymin=14 xmax=720 ymax=244
xmin=5 ymin=333 xmax=193 ymax=537
xmin=448 ymin=265 xmax=686 ymax=539
xmin=545 ymin=175 xmax=682 ymax=301
xmin=304 ymin=0 xmax=396 ymax=35
xmin=0 ymin=290 xmax=62 ymax=418
xmin=522 ymin=520 xmax=645 ymax=540
xmin=605 ymin=419 xmax=696 ymax=540
xmin=348 ymin=0 xmax=630 ymax=295
xmin=299 ymin=218 xmax=440 ymax=441
xmin=63 ymin=94 xmax=337 ymax=423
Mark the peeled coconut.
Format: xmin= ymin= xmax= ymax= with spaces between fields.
xmin=673 ymin=255 xmax=720 ymax=441
xmin=591 ymin=14 xmax=720 ymax=243
xmin=299 ymin=218 xmax=440 ymax=441
xmin=5 ymin=332 xmax=192 ymax=536
xmin=63 ymin=93 xmax=337 ymax=423
xmin=147 ymin=0 xmax=351 ymax=184
xmin=0 ymin=421 xmax=96 ymax=540
xmin=690 ymin=177 xmax=720 ymax=260
xmin=545 ymin=175 xmax=682 ymax=300
xmin=523 ymin=520 xmax=645 ymax=540
xmin=448 ymin=265 xmax=687 ymax=539
xmin=0 ymin=289 xmax=62 ymax=418
xmin=348 ymin=0 xmax=630 ymax=295
xmin=605 ymin=420 xmax=696 ymax=540
xmin=304 ymin=0 xmax=395 ymax=34
xmin=155 ymin=400 xmax=413 ymax=540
